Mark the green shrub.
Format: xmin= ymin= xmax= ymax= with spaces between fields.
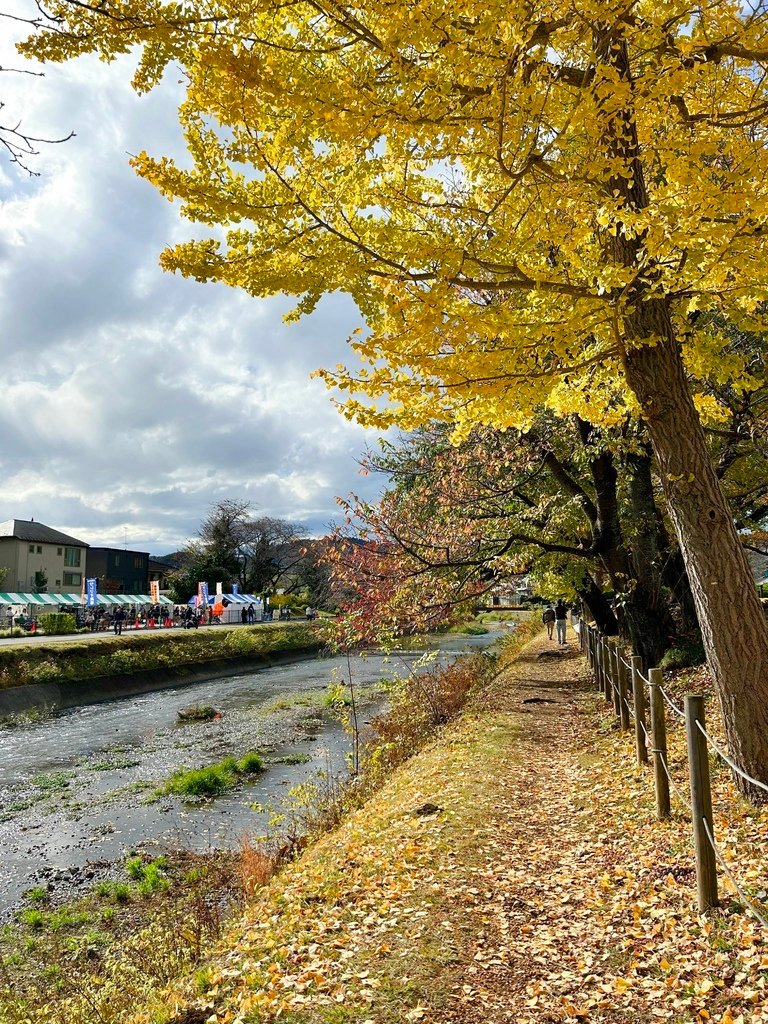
xmin=236 ymin=751 xmax=264 ymax=774
xmin=137 ymin=863 xmax=170 ymax=897
xmin=24 ymin=886 xmax=49 ymax=904
xmin=23 ymin=658 xmax=62 ymax=684
xmin=163 ymin=758 xmax=238 ymax=797
xmin=659 ymin=634 xmax=706 ymax=671
xmin=125 ymin=855 xmax=146 ymax=880
xmin=0 ymin=621 xmax=323 ymax=691
xmin=18 ymin=908 xmax=44 ymax=929
xmin=38 ymin=613 xmax=77 ymax=636
xmin=96 ymin=880 xmax=132 ymax=905
xmin=162 ymin=751 xmax=264 ymax=797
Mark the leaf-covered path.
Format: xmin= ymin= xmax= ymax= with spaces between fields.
xmin=148 ymin=632 xmax=766 ymax=1024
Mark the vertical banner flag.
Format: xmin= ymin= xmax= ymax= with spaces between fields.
xmin=198 ymin=582 xmax=209 ymax=607
xmin=232 ymin=583 xmax=239 ymax=595
xmin=86 ymin=578 xmax=98 ymax=607
xmin=150 ymin=580 xmax=160 ymax=604
xmin=216 ymin=581 xmax=223 ymax=597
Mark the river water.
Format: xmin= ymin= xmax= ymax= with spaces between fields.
xmin=0 ymin=632 xmax=498 ymax=917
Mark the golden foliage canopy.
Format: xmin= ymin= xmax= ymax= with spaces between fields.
xmin=21 ymin=0 xmax=768 ymax=432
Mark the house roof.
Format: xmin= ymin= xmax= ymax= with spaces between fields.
xmin=88 ymin=546 xmax=149 ymax=558
xmin=0 ymin=519 xmax=89 ymax=548
xmin=747 ymin=548 xmax=768 ymax=586
xmin=148 ymin=556 xmax=179 ymax=570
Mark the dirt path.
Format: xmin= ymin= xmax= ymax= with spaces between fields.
xmin=440 ymin=632 xmax=631 ymax=1023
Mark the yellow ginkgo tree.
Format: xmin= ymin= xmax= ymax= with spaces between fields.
xmin=21 ymin=0 xmax=768 ymax=796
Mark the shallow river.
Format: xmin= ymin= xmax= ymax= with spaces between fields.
xmin=0 ymin=632 xmax=498 ymax=917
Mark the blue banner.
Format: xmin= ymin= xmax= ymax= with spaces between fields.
xmin=86 ymin=578 xmax=98 ymax=607
xmin=198 ymin=581 xmax=209 ymax=607
xmin=232 ymin=583 xmax=239 ymax=595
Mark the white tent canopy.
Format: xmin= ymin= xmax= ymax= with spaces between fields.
xmin=0 ymin=592 xmax=172 ymax=607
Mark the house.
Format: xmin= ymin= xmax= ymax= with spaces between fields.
xmin=0 ymin=519 xmax=89 ymax=594
xmin=148 ymin=557 xmax=178 ymax=595
xmin=85 ymin=547 xmax=150 ymax=594
xmin=486 ymin=575 xmax=532 ymax=607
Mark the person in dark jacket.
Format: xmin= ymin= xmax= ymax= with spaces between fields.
xmin=554 ymin=601 xmax=568 ymax=645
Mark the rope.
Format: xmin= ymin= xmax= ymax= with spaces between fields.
xmin=702 ymin=818 xmax=768 ymax=930
xmin=659 ymin=684 xmax=686 ymax=721
xmin=695 ymin=721 xmax=768 ymax=796
xmin=658 ymin=751 xmax=691 ymax=814
xmin=622 ymin=696 xmax=635 ymax=722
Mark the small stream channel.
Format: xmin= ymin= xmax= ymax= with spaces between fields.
xmin=0 ymin=632 xmax=499 ymax=918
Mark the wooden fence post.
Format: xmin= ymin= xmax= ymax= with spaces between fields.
xmin=631 ymin=655 xmax=648 ymax=765
xmin=611 ymin=643 xmax=622 ymax=716
xmin=685 ymin=695 xmax=718 ymax=912
xmin=618 ymin=655 xmax=630 ymax=731
xmin=648 ymin=667 xmax=670 ymax=819
xmin=598 ymin=634 xmax=606 ymax=692
xmin=603 ymin=640 xmax=613 ymax=704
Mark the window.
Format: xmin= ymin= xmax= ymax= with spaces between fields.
xmin=55 ymin=580 xmax=61 ymax=587
xmin=36 ymin=545 xmax=42 ymax=554
xmin=28 ymin=544 xmax=34 ymax=553
xmin=63 ymin=572 xmax=81 ymax=587
xmin=64 ymin=547 xmax=81 ymax=567
xmin=57 ymin=548 xmax=62 ymax=556
xmin=134 ymin=556 xmax=143 ymax=569
xmin=114 ymin=555 xmax=121 ymax=567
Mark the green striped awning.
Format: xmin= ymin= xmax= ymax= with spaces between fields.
xmin=0 ymin=592 xmax=172 ymax=607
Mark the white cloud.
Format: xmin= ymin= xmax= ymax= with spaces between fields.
xmin=0 ymin=7 xmax=383 ymax=552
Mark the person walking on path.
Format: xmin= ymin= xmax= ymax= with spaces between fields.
xmin=542 ymin=604 xmax=556 ymax=640
xmin=554 ymin=600 xmax=568 ymax=644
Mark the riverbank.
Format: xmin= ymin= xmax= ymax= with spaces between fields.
xmin=0 ymin=626 xmax=527 ymax=1024
xmin=6 ymin=624 xmax=764 ymax=1024
xmin=0 ymin=622 xmax=324 ymax=714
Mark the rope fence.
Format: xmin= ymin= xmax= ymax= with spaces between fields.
xmin=578 ymin=619 xmax=767 ymax=917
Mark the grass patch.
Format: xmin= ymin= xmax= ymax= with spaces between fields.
xmin=159 ymin=751 xmax=264 ymax=798
xmin=264 ymin=753 xmax=312 ymax=766
xmin=0 ymin=849 xmax=248 ymax=1024
xmin=88 ymin=755 xmax=141 ymax=772
xmin=32 ymin=770 xmax=72 ymax=793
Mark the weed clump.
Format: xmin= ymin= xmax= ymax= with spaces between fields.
xmin=160 ymin=752 xmax=264 ymax=798
xmin=177 ymin=705 xmax=220 ymax=723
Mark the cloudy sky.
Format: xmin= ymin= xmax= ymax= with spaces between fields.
xmin=0 ymin=6 xmax=384 ymax=554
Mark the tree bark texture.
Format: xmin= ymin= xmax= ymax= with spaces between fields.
xmin=577 ymin=572 xmax=620 ymax=635
xmin=624 ymin=308 xmax=768 ymax=799
xmin=586 ymin=443 xmax=676 ymax=666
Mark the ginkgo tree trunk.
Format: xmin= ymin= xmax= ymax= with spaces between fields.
xmin=21 ymin=0 xmax=768 ymax=798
